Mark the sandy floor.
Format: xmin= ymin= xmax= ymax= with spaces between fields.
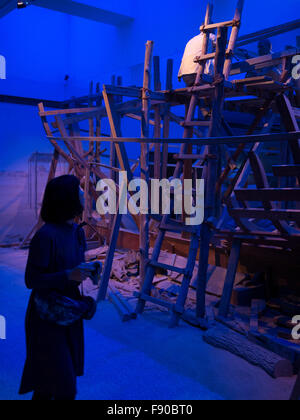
xmin=0 ymin=247 xmax=296 ymax=400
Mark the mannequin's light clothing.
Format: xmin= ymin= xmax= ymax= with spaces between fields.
xmin=178 ymin=33 xmax=216 ymax=79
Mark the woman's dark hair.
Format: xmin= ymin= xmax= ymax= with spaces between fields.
xmin=41 ymin=175 xmax=83 ymax=224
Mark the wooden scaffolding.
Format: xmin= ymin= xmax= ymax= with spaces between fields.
xmin=22 ymin=0 xmax=300 ymax=336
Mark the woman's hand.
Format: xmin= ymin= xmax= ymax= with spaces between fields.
xmin=67 ymin=266 xmax=91 ymax=284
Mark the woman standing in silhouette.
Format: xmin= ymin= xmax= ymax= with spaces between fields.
xmin=19 ymin=175 xmax=95 ymax=401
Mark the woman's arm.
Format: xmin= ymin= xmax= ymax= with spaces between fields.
xmin=25 ymin=230 xmax=69 ymax=291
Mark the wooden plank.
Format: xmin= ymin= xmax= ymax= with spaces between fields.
xmin=39 ymin=106 xmax=102 ymax=117
xmin=174 ymin=154 xmax=205 ymax=161
xmin=125 ymin=113 xmax=160 ymax=127
xmin=97 ymin=88 xmax=137 ymax=301
xmin=134 ymin=291 xmax=175 ymax=311
xmin=235 ymin=188 xmax=300 ymax=202
xmin=290 ymin=370 xmax=300 ymax=401
xmin=61 ymin=99 xmax=140 ymax=126
xmin=230 ymin=208 xmax=300 ymax=222
xmin=47 ymin=131 xmax=300 ymax=146
xmin=231 ymin=49 xmax=300 ymax=75
xmin=200 ymin=20 xmax=236 ymax=31
xmin=219 ymin=240 xmax=241 ymax=318
xmin=108 ymin=285 xmax=136 ymax=322
xmin=273 ymin=165 xmax=300 ymax=177
xmin=197 ymin=25 xmax=229 ymax=318
xmin=148 ymin=260 xmax=187 ymax=275
xmin=237 ymin=19 xmax=300 ymax=48
xmin=153 ymin=56 xmax=162 ymax=180
xmin=0 ymin=95 xmax=65 ymax=108
xmin=216 ymin=229 xmax=300 ymax=240
xmin=293 ymin=108 xmax=300 ymax=119
xmin=215 ymin=234 xmax=300 ymax=249
xmin=250 ymin=299 xmax=266 ymax=333
xmin=140 ymin=41 xmax=154 ymax=284
xmin=162 ymin=59 xmax=173 ymax=179
xmin=169 ymin=112 xmax=203 ymax=139
xmin=104 ymin=84 xmax=165 ymax=102
xmin=223 ymin=0 xmax=244 ymax=80
xmin=276 ymin=94 xmax=300 ymax=165
xmin=181 ymin=121 xmax=210 ymax=127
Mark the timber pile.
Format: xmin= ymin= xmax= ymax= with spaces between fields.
xmin=85 ymin=245 xmax=245 ymax=317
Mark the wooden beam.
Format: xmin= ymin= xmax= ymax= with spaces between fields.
xmin=219 ymin=240 xmax=241 ymax=318
xmin=229 ymin=208 xmax=300 ymax=222
xmin=224 ymin=0 xmax=244 ymax=80
xmin=0 ymin=0 xmax=16 ymax=18
xmin=273 ymin=165 xmax=300 ymax=177
xmin=140 ymin=40 xmax=154 ymax=283
xmin=276 ymin=95 xmax=300 ymax=165
xmin=0 ymin=95 xmax=65 ymax=109
xmin=237 ymin=19 xmax=300 ymax=47
xmin=231 ymin=49 xmax=300 ymax=75
xmin=47 ymin=132 xmax=300 ymax=146
xmin=235 ymin=188 xmax=300 ymax=202
xmin=33 ymin=0 xmax=134 ymax=26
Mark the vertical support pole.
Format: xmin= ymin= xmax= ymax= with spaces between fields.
xmin=218 ymin=239 xmax=241 ymax=318
xmin=162 ymin=59 xmax=173 ymax=180
xmin=95 ymin=82 xmax=102 ymax=168
xmin=97 ymin=87 xmax=135 ymax=302
xmin=88 ymin=81 xmax=95 ymax=154
xmin=140 ymin=40 xmax=154 ymax=284
xmin=153 ymin=56 xmax=162 ymax=180
xmin=110 ymin=76 xmax=118 ymax=184
xmin=35 ymin=152 xmax=38 ymax=219
xmin=83 ymin=163 xmax=91 ymax=225
xmin=276 ymin=94 xmax=300 ymax=165
xmin=223 ymin=0 xmax=244 ymax=80
xmin=196 ymin=26 xmax=228 ymax=319
xmin=290 ymin=370 xmax=300 ymax=401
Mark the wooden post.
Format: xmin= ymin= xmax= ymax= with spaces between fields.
xmin=196 ymin=26 xmax=228 ymax=319
xmin=290 ymin=370 xmax=300 ymax=401
xmin=276 ymin=94 xmax=300 ymax=165
xmin=153 ymin=56 xmax=162 ymax=179
xmin=95 ymin=82 xmax=102 ymax=168
xmin=223 ymin=0 xmax=244 ymax=80
xmin=140 ymin=40 xmax=154 ymax=284
xmin=218 ymin=239 xmax=241 ymax=318
xmin=97 ymin=87 xmax=135 ymax=301
xmin=162 ymin=59 xmax=173 ymax=180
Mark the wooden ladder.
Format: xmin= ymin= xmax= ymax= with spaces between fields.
xmin=135 ymin=0 xmax=245 ymax=326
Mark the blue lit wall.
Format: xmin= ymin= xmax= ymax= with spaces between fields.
xmin=0 ymin=0 xmax=299 ymax=170
xmin=214 ymin=0 xmax=299 ymax=52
